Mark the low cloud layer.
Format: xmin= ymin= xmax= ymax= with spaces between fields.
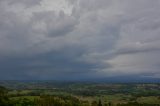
xmin=0 ymin=0 xmax=160 ymax=80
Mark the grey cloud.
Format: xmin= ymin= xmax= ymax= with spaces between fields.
xmin=7 ymin=0 xmax=41 ymax=8
xmin=0 ymin=50 xmax=102 ymax=80
xmin=115 ymin=43 xmax=160 ymax=55
xmin=0 ymin=0 xmax=78 ymax=56
xmin=32 ymin=11 xmax=78 ymax=37
xmin=0 ymin=0 xmax=160 ymax=80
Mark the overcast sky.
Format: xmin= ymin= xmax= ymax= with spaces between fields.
xmin=0 ymin=0 xmax=160 ymax=80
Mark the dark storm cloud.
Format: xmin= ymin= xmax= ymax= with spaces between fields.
xmin=0 ymin=50 xmax=108 ymax=80
xmin=0 ymin=0 xmax=160 ymax=80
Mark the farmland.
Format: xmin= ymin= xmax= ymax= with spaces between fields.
xmin=0 ymin=81 xmax=160 ymax=106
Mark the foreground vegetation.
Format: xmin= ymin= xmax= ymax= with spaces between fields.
xmin=0 ymin=81 xmax=160 ymax=106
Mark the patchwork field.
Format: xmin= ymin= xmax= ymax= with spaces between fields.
xmin=0 ymin=81 xmax=160 ymax=106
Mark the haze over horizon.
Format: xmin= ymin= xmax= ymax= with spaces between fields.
xmin=0 ymin=0 xmax=160 ymax=81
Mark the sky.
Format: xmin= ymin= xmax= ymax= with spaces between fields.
xmin=0 ymin=0 xmax=160 ymax=81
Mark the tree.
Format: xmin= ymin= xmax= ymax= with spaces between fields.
xmin=98 ymin=99 xmax=102 ymax=106
xmin=108 ymin=102 xmax=112 ymax=106
xmin=0 ymin=86 xmax=11 ymax=106
xmin=91 ymin=101 xmax=98 ymax=106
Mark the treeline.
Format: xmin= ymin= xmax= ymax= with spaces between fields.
xmin=117 ymin=102 xmax=160 ymax=106
xmin=1 ymin=86 xmax=160 ymax=106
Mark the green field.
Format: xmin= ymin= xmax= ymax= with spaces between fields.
xmin=0 ymin=81 xmax=160 ymax=106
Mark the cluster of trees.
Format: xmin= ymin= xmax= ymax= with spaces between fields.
xmin=0 ymin=86 xmax=102 ymax=106
xmin=0 ymin=86 xmax=13 ymax=106
xmin=35 ymin=95 xmax=88 ymax=106
xmin=1 ymin=86 xmax=160 ymax=106
xmin=117 ymin=102 xmax=160 ymax=106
